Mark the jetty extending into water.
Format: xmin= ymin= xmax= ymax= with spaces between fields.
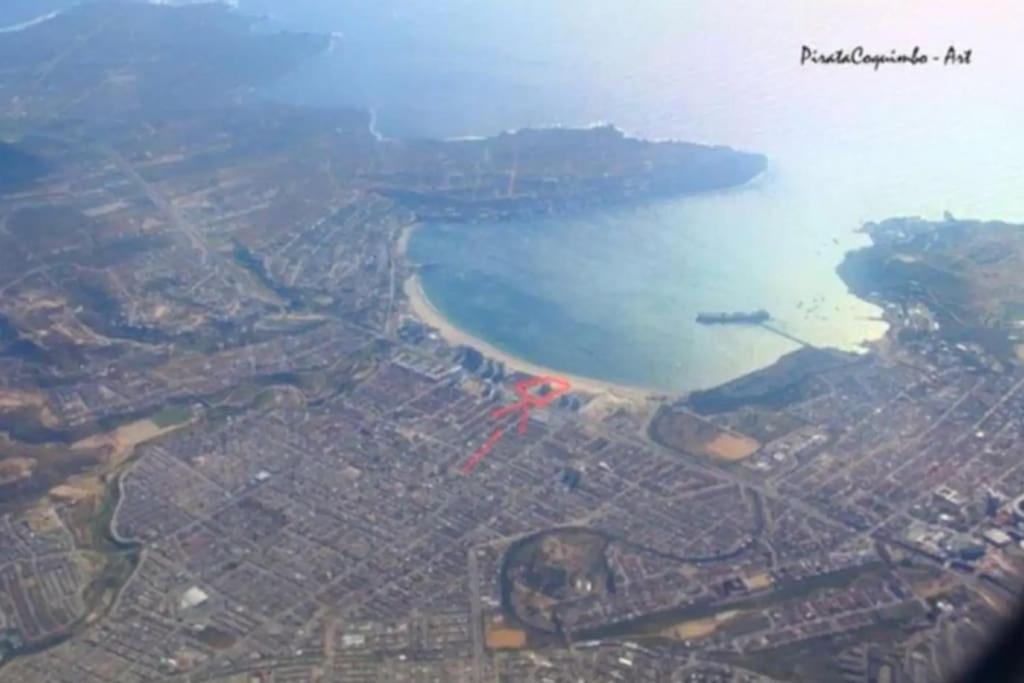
xmin=696 ymin=310 xmax=817 ymax=348
xmin=758 ymin=322 xmax=816 ymax=348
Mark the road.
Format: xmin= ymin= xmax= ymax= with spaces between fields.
xmin=467 ymin=548 xmax=486 ymax=683
xmin=106 ymin=148 xmax=211 ymax=265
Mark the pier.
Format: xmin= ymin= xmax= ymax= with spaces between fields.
xmin=757 ymin=322 xmax=816 ymax=348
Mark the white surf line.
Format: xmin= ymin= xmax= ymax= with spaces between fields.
xmin=0 ymin=11 xmax=60 ymax=34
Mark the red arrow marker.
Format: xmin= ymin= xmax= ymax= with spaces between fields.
xmin=461 ymin=376 xmax=571 ymax=475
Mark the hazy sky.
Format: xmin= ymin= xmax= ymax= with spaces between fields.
xmin=252 ymin=0 xmax=1024 ymax=147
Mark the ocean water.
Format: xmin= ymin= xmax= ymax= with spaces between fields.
xmin=248 ymin=0 xmax=1024 ymax=392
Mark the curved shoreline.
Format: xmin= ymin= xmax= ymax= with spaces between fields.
xmin=402 ymin=266 xmax=655 ymax=403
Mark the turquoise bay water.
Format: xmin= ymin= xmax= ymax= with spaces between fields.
xmin=408 ymin=167 xmax=882 ymax=392
xmin=250 ymin=1 xmax=1024 ymax=392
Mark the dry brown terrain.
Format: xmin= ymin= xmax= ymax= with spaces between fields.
xmin=651 ymin=407 xmax=762 ymax=462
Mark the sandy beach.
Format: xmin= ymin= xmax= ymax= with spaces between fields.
xmin=402 ymin=270 xmax=654 ymax=403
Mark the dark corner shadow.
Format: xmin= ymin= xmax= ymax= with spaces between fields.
xmin=956 ymin=594 xmax=1024 ymax=682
